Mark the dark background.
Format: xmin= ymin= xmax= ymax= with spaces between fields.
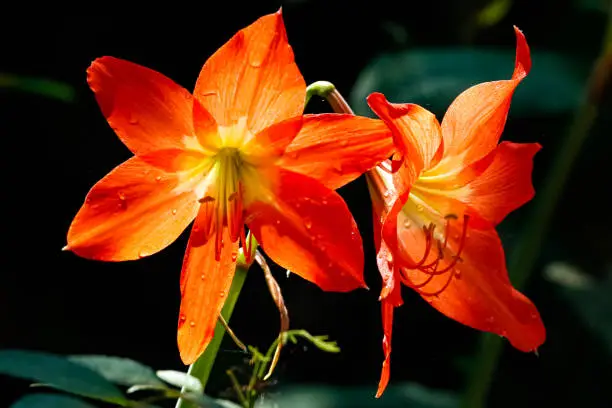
xmin=1 ymin=1 xmax=611 ymax=407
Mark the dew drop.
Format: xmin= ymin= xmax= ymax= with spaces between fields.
xmin=180 ymin=315 xmax=187 ymax=322
xmin=190 ymin=321 xmax=196 ymax=327
xmin=171 ymin=209 xmax=177 ymax=215
xmin=155 ymin=176 xmax=162 ymax=182
xmin=200 ymin=274 xmax=205 ymax=280
xmin=118 ymin=192 xmax=126 ymax=200
xmin=275 ymin=219 xmax=281 ymax=225
xmin=138 ymin=251 xmax=148 ymax=259
xmin=403 ymin=220 xmax=411 ymax=228
xmin=455 ymin=269 xmax=462 ymax=279
xmin=128 ymin=116 xmax=139 ymax=125
xmin=321 ymin=198 xmax=328 ymax=205
xmin=416 ymin=204 xmax=424 ymax=212
xmin=304 ymin=218 xmax=313 ymax=230
xmin=231 ymin=253 xmax=237 ymax=262
xmin=249 ymin=59 xmax=262 ymax=68
xmin=219 ymin=290 xmax=226 ymax=297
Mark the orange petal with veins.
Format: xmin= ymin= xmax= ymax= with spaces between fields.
xmin=246 ymin=168 xmax=366 ymax=292
xmin=194 ymin=9 xmax=305 ymax=135
xmin=66 ymin=156 xmax=199 ymax=260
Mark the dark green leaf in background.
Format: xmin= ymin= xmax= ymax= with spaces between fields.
xmin=10 ymin=394 xmax=98 ymax=408
xmin=0 ymin=73 xmax=75 ymax=102
xmin=69 ymin=355 xmax=165 ymax=387
xmin=350 ymin=49 xmax=588 ymax=118
xmin=0 ymin=350 xmax=127 ymax=405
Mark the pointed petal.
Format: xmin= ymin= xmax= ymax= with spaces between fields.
xmin=400 ymin=217 xmax=545 ymax=352
xmin=87 ymin=57 xmax=197 ymax=155
xmin=376 ymin=298 xmax=395 ymax=398
xmin=194 ymin=10 xmax=305 ymax=135
xmin=367 ymin=93 xmax=443 ymax=176
xmin=245 ymin=168 xmax=365 ymax=292
xmin=437 ymin=27 xmax=531 ymax=170
xmin=66 ymin=156 xmax=200 ymax=260
xmin=278 ymin=114 xmax=394 ymax=190
xmin=178 ymin=222 xmax=239 ymax=364
xmin=455 ymin=142 xmax=541 ymax=225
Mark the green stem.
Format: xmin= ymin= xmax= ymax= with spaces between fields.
xmin=461 ymin=7 xmax=612 ymax=408
xmin=175 ymin=235 xmax=258 ymax=408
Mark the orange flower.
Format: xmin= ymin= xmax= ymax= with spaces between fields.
xmin=366 ymin=27 xmax=545 ymax=396
xmin=65 ymin=10 xmax=393 ymax=364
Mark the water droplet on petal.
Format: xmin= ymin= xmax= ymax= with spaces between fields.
xmin=118 ymin=192 xmax=126 ymax=200
xmin=321 ymin=198 xmax=328 ymax=205
xmin=200 ymin=274 xmax=205 ymax=280
xmin=155 ymin=176 xmax=162 ymax=182
xmin=128 ymin=116 xmax=139 ymax=125
xmin=455 ymin=269 xmax=462 ymax=279
xmin=138 ymin=251 xmax=148 ymax=259
xmin=219 ymin=290 xmax=226 ymax=297
xmin=190 ymin=321 xmax=196 ymax=327
xmin=180 ymin=315 xmax=187 ymax=322
xmin=275 ymin=219 xmax=281 ymax=225
xmin=171 ymin=209 xmax=177 ymax=215
xmin=304 ymin=218 xmax=312 ymax=230
xmin=416 ymin=204 xmax=424 ymax=212
xmin=403 ymin=220 xmax=411 ymax=228
xmin=231 ymin=253 xmax=237 ymax=262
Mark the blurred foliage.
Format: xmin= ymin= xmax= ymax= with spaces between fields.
xmin=256 ymin=383 xmax=458 ymax=408
xmin=0 ymin=73 xmax=75 ymax=102
xmin=350 ymin=49 xmax=588 ymax=118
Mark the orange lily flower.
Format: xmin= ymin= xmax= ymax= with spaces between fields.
xmin=366 ymin=27 xmax=546 ymax=396
xmin=65 ymin=10 xmax=393 ymax=364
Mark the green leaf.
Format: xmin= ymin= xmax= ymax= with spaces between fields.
xmin=0 ymin=350 xmax=127 ymax=405
xmin=0 ymin=73 xmax=75 ymax=102
xmin=255 ymin=383 xmax=459 ymax=408
xmin=69 ymin=355 xmax=164 ymax=387
xmin=544 ymin=262 xmax=612 ymax=355
xmin=477 ymin=0 xmax=512 ymax=28
xmin=10 ymin=394 xmax=98 ymax=408
xmin=156 ymin=370 xmax=203 ymax=394
xmin=350 ymin=49 xmax=588 ymax=118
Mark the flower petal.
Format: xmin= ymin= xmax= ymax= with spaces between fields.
xmin=194 ymin=10 xmax=305 ymax=135
xmin=243 ymin=116 xmax=304 ymax=162
xmin=66 ymin=156 xmax=199 ymax=260
xmin=278 ymin=114 xmax=394 ymax=190
xmin=437 ymin=27 xmax=531 ymax=171
xmin=367 ymin=93 xmax=443 ymax=177
xmin=455 ymin=142 xmax=541 ymax=225
xmin=400 ymin=217 xmax=545 ymax=352
xmin=177 ymin=221 xmax=239 ymax=364
xmin=87 ymin=57 xmax=196 ymax=155
xmin=245 ymin=168 xmax=366 ymax=292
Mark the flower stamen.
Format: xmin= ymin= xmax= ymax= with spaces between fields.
xmin=399 ymin=215 xmax=470 ymax=296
